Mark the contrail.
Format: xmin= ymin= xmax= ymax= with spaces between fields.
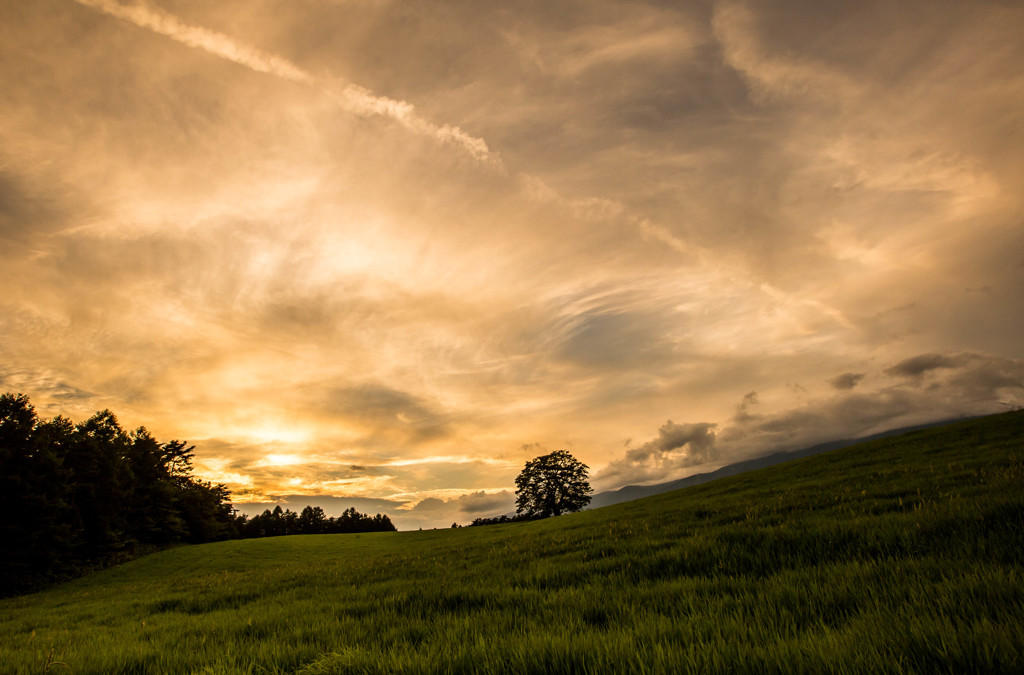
xmin=73 ymin=0 xmax=314 ymax=84
xmin=72 ymin=0 xmax=496 ymax=163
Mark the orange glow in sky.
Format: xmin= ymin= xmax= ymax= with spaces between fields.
xmin=1 ymin=0 xmax=1022 ymax=529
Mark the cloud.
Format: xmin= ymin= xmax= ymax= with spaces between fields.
xmin=884 ymin=353 xmax=965 ymax=379
xmin=945 ymin=354 xmax=1024 ymax=395
xmin=0 ymin=367 xmax=98 ymax=418
xmin=555 ymin=308 xmax=679 ymax=371
xmin=734 ymin=391 xmax=760 ymax=422
xmin=829 ymin=372 xmax=865 ymax=390
xmin=712 ymin=0 xmax=859 ymax=105
xmin=0 ymin=169 xmax=75 ymax=243
xmin=72 ymin=0 xmax=495 ymax=162
xmin=380 ymin=490 xmax=515 ymax=530
xmin=318 ymin=383 xmax=451 ymax=443
xmin=597 ymin=420 xmax=717 ymax=487
xmin=73 ymin=0 xmax=313 ymax=84
xmin=456 ymin=490 xmax=516 ymax=515
xmin=597 ymin=351 xmax=1024 ymax=489
xmin=723 ymin=352 xmax=1024 ymax=457
xmin=720 ymin=390 xmax=922 ymax=454
xmin=632 ymin=421 xmax=717 ymax=462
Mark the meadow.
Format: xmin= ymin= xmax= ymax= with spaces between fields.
xmin=1 ymin=411 xmax=1022 ymax=674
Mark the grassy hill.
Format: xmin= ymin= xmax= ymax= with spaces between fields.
xmin=588 ymin=418 xmax=963 ymax=509
xmin=2 ymin=411 xmax=1022 ymax=674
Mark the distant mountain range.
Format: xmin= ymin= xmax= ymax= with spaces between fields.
xmin=588 ymin=417 xmax=968 ymax=510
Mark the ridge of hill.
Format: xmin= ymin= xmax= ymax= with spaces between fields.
xmin=1 ymin=411 xmax=1021 ymax=674
xmin=589 ymin=417 xmax=969 ymax=509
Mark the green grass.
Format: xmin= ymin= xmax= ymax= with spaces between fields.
xmin=2 ymin=411 xmax=1022 ymax=674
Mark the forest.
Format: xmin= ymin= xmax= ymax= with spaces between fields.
xmin=0 ymin=393 xmax=393 ymax=596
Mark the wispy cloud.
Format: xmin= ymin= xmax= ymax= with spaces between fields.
xmin=72 ymin=0 xmax=496 ymax=163
xmin=73 ymin=0 xmax=314 ymax=84
xmin=712 ymin=0 xmax=859 ymax=104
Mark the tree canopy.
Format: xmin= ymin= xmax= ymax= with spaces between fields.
xmin=515 ymin=449 xmax=592 ymax=518
xmin=0 ymin=393 xmax=236 ymax=595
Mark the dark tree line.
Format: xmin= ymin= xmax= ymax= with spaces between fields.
xmin=0 ymin=393 xmax=394 ymax=596
xmin=468 ymin=512 xmax=541 ymax=527
xmin=236 ymin=505 xmax=394 ymax=538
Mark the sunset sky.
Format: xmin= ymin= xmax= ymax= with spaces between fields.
xmin=2 ymin=0 xmax=1022 ymax=529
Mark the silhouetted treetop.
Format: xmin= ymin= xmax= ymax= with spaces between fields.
xmin=515 ymin=449 xmax=592 ymax=518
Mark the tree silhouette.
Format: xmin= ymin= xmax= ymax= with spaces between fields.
xmin=515 ymin=450 xmax=593 ymax=517
xmin=0 ymin=393 xmax=239 ymax=595
xmin=0 ymin=391 xmax=399 ymax=595
xmin=299 ymin=505 xmax=327 ymax=534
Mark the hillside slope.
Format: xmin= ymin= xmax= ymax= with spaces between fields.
xmin=589 ymin=418 xmax=964 ymax=509
xmin=1 ymin=411 xmax=1022 ymax=674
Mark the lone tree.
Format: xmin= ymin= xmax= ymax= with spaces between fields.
xmin=515 ymin=450 xmax=593 ymax=518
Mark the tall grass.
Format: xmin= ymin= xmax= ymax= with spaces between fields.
xmin=2 ymin=411 xmax=1022 ymax=674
